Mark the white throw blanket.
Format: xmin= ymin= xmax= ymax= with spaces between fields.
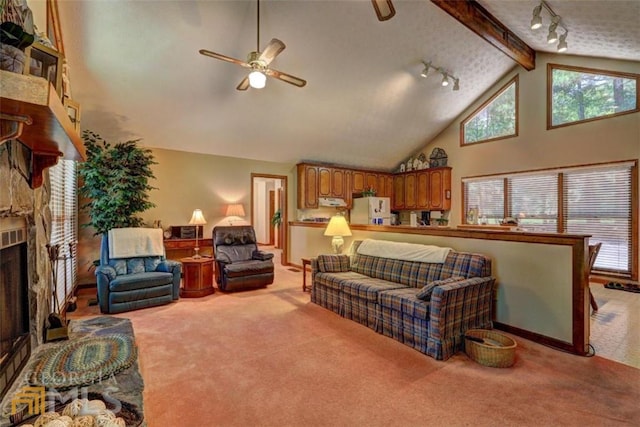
xmin=108 ymin=227 xmax=165 ymax=258
xmin=356 ymin=239 xmax=452 ymax=264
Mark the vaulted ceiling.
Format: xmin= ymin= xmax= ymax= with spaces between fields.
xmin=57 ymin=0 xmax=640 ymax=171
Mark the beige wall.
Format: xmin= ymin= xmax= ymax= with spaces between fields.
xmin=76 ymin=147 xmax=296 ymax=284
xmin=416 ymin=52 xmax=640 ymax=228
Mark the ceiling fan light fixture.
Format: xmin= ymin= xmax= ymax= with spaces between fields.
xmin=249 ymin=70 xmax=266 ymax=89
xmin=453 ymin=78 xmax=460 ymax=91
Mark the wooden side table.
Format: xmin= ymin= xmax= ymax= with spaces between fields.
xmin=302 ymin=258 xmax=311 ymax=292
xmin=180 ymin=257 xmax=215 ymax=298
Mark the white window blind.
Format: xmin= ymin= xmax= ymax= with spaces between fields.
xmin=565 ymin=164 xmax=633 ymax=274
xmin=508 ymin=174 xmax=558 ymax=232
xmin=464 ymin=162 xmax=635 ymax=276
xmin=49 ymin=159 xmax=78 ymax=312
xmin=464 ymin=179 xmax=504 ymax=224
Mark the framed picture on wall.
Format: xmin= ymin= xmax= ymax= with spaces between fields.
xmin=63 ymin=97 xmax=81 ymax=133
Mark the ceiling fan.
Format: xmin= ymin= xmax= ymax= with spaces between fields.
xmin=372 ymin=0 xmax=396 ymax=21
xmin=198 ymin=0 xmax=306 ymax=91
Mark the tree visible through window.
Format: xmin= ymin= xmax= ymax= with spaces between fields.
xmin=462 ymin=76 xmax=518 ymax=145
xmin=549 ymin=64 xmax=638 ymax=128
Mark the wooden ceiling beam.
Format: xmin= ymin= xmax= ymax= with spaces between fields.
xmin=431 ymin=0 xmax=536 ymax=71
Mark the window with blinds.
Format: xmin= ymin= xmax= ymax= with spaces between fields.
xmin=564 ymin=165 xmax=632 ymax=273
xmin=49 ymin=159 xmax=78 ymax=312
xmin=508 ymin=174 xmax=558 ymax=232
xmin=464 ymin=179 xmax=504 ymax=224
xmin=463 ymin=161 xmax=636 ymax=277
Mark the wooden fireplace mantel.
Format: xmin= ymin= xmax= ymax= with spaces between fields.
xmin=0 ymin=70 xmax=86 ymax=188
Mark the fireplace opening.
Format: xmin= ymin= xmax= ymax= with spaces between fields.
xmin=0 ymin=238 xmax=30 ymax=400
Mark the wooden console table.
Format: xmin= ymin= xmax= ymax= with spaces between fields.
xmin=180 ymin=257 xmax=215 ymax=298
xmin=164 ymin=238 xmax=213 ymax=260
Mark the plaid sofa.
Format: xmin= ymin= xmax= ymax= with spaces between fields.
xmin=310 ymin=241 xmax=495 ymax=360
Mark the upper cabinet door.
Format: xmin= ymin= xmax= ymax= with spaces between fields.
xmin=393 ymin=175 xmax=405 ymax=210
xmin=365 ymin=172 xmax=378 ymax=192
xmin=297 ymin=164 xmax=318 ymax=208
xmin=332 ymin=168 xmax=346 ymax=198
xmin=405 ymin=172 xmax=417 ymax=209
xmin=352 ymin=170 xmax=366 ymax=193
xmin=416 ymin=170 xmax=429 ymax=209
xmin=429 ymin=167 xmax=452 ymax=211
xmin=318 ymin=167 xmax=332 ymax=197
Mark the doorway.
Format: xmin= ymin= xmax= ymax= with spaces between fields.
xmin=251 ymin=174 xmax=288 ymax=266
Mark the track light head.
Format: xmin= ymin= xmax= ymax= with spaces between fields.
xmin=530 ymin=4 xmax=542 ymax=30
xmin=420 ymin=62 xmax=431 ymax=78
xmin=547 ymin=16 xmax=561 ymax=44
xmin=441 ymin=73 xmax=449 ymax=87
xmin=453 ymin=78 xmax=460 ymax=91
xmin=557 ymin=31 xmax=568 ymax=52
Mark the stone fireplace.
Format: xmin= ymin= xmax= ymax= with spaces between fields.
xmin=0 ymin=141 xmax=54 ymax=401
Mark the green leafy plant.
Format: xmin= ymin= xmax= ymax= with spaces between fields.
xmin=271 ymin=209 xmax=282 ymax=227
xmin=78 ymin=130 xmax=157 ymax=235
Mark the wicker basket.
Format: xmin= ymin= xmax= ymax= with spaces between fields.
xmin=464 ymin=329 xmax=517 ymax=368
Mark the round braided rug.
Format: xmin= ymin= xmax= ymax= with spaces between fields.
xmin=29 ymin=334 xmax=137 ymax=389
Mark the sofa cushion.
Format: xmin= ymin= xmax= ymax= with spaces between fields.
xmin=317 ymin=254 xmax=350 ymax=273
xmin=110 ymin=271 xmax=174 ymax=292
xmin=351 ymin=253 xmax=445 ymax=288
xmin=224 ymin=260 xmax=273 ymax=277
xmin=315 ymin=271 xmax=369 ymax=291
xmin=341 ymin=277 xmax=406 ymax=302
xmin=441 ymin=252 xmax=492 ymax=278
xmin=378 ymin=287 xmax=430 ymax=319
xmin=416 ymin=276 xmax=465 ymax=301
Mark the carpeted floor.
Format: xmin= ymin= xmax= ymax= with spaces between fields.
xmin=69 ymin=254 xmax=640 ymax=426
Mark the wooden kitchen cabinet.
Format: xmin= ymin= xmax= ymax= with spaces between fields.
xmin=376 ymin=174 xmax=394 ymax=198
xmin=429 ymin=167 xmax=452 ymax=211
xmin=298 ymin=163 xmax=352 ymax=208
xmin=404 ymin=172 xmax=417 ymax=209
xmin=352 ymin=170 xmax=366 ymax=193
xmin=365 ymin=172 xmax=378 ymax=191
xmin=393 ymin=175 xmax=405 ymax=210
xmin=416 ymin=170 xmax=430 ymax=209
xmin=318 ymin=167 xmax=332 ymax=197
xmin=297 ymin=164 xmax=319 ymax=208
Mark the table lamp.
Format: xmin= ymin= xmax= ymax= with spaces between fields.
xmin=188 ymin=208 xmax=207 ymax=258
xmin=225 ymin=203 xmax=245 ymax=225
xmin=324 ymin=215 xmax=352 ymax=254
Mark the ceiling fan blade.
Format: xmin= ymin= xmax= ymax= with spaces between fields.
xmin=236 ymin=76 xmax=250 ymax=91
xmin=371 ymin=0 xmax=395 ymax=21
xmin=265 ymin=69 xmax=307 ymax=88
xmin=199 ymin=49 xmax=251 ymax=68
xmin=259 ymin=38 xmax=286 ymax=66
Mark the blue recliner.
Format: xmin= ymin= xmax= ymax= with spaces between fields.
xmin=95 ymin=231 xmax=181 ymax=314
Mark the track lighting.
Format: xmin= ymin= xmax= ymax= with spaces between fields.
xmin=420 ymin=61 xmax=459 ymax=92
xmin=530 ymin=5 xmax=542 ymax=30
xmin=547 ymin=16 xmax=560 ymax=44
xmin=529 ymin=1 xmax=569 ymax=53
xmin=557 ymin=31 xmax=568 ymax=52
xmin=441 ymin=73 xmax=449 ymax=86
xmin=420 ymin=62 xmax=431 ymax=78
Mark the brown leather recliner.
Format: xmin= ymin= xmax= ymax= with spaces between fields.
xmin=212 ymin=225 xmax=274 ymax=291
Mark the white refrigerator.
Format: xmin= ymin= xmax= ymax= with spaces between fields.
xmin=350 ymin=197 xmax=391 ymax=225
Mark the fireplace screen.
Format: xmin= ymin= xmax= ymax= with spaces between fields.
xmin=0 ymin=242 xmax=29 ymax=399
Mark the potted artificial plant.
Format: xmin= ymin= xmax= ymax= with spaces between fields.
xmin=79 ymin=130 xmax=157 ymax=235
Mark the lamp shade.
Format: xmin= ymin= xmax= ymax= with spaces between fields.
xmin=324 ymin=215 xmax=352 ymax=237
xmin=188 ymin=209 xmax=207 ymax=225
xmin=225 ymin=204 xmax=246 ymax=217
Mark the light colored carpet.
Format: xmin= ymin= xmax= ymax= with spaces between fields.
xmin=70 ymin=258 xmax=640 ymax=426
